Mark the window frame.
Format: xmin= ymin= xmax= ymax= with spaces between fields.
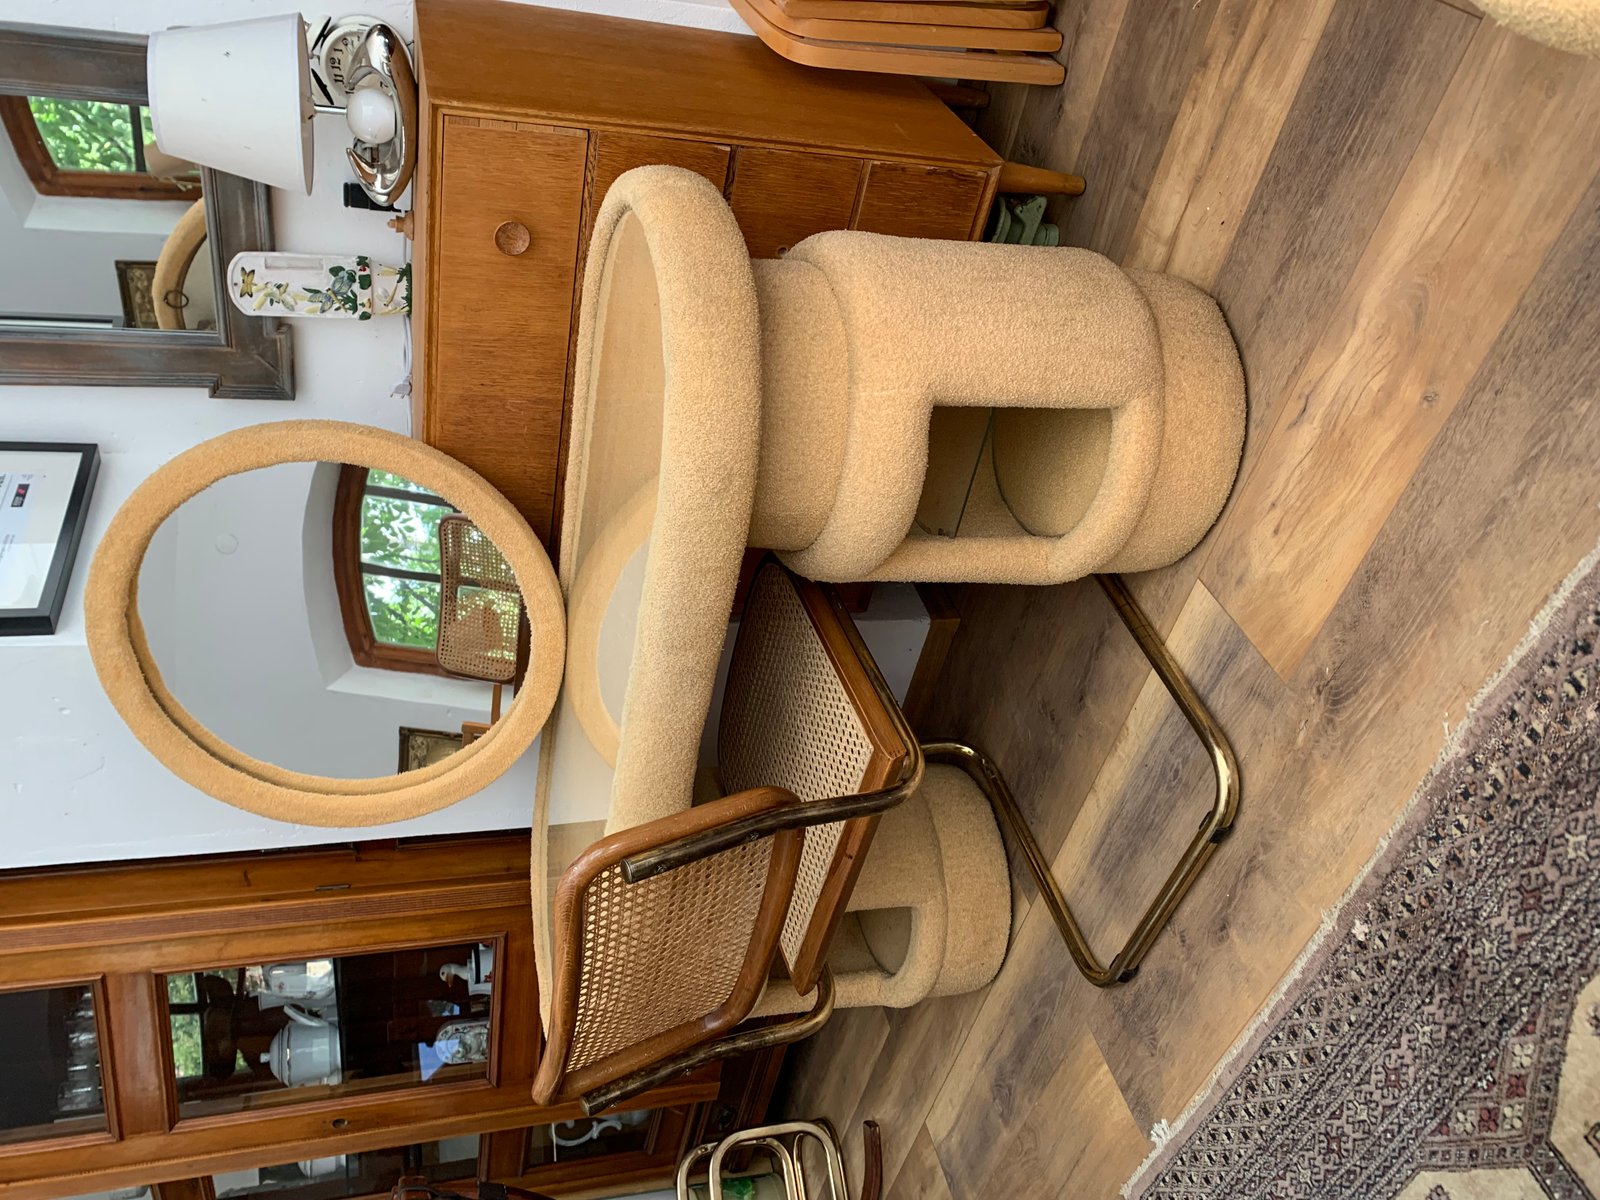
xmin=332 ymin=463 xmax=454 ymax=676
xmin=0 ymin=94 xmax=197 ymax=201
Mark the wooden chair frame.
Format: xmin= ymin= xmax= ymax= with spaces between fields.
xmin=533 ymin=786 xmax=806 ymax=1109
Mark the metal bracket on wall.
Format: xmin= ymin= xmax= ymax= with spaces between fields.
xmin=924 ymin=573 xmax=1240 ymax=988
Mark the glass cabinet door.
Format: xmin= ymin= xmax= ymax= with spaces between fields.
xmin=212 ymin=1136 xmax=480 ymax=1200
xmin=162 ymin=941 xmax=498 ymax=1118
xmin=0 ymin=983 xmax=110 ymax=1146
xmin=525 ymin=1109 xmax=657 ymax=1168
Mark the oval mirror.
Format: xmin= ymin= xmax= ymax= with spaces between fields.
xmin=87 ymin=421 xmax=563 ymax=825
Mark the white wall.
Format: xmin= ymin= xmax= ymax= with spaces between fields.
xmin=5 ymin=0 xmax=747 ymax=41
xmin=0 ymin=136 xmax=190 ymax=319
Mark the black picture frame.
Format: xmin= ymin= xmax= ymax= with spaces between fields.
xmin=0 ymin=442 xmax=100 ymax=636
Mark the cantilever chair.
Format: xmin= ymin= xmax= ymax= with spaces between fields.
xmin=535 ymin=554 xmax=1033 ymax=1113
xmin=536 ymin=559 xmax=1239 ymax=1122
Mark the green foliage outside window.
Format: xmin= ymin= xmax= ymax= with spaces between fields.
xmin=165 ymin=974 xmax=247 ymax=1081
xmin=167 ymin=975 xmax=203 ymax=1079
xmin=364 ymin=575 xmax=442 ymax=649
xmin=27 ymin=97 xmax=153 ymax=172
xmin=359 ymin=472 xmax=453 ymax=650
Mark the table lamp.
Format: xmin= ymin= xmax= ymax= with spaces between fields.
xmin=147 ymin=13 xmax=416 ymax=204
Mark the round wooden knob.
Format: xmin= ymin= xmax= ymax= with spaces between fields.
xmin=494 ymin=220 xmax=531 ymax=256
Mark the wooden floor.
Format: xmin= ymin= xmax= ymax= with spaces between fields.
xmin=773 ymin=1 xmax=1600 ymax=1195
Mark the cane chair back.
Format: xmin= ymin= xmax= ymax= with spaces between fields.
xmin=437 ymin=514 xmax=524 ymax=683
xmin=532 ymin=786 xmax=806 ymax=1106
xmin=717 ymin=560 xmax=911 ymax=992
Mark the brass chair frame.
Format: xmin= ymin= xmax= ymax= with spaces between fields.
xmin=677 ymin=1118 xmax=882 ymax=1200
xmin=627 ymin=572 xmax=1239 ymax=990
xmin=927 ymin=573 xmax=1239 ymax=987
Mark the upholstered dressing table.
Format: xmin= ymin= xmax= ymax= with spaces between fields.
xmin=407 ymin=0 xmax=1002 ymax=549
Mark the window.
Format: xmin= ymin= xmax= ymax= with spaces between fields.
xmin=333 ymin=465 xmax=457 ymax=675
xmin=0 ymin=94 xmax=198 ymax=200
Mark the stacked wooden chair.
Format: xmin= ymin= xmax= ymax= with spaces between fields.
xmin=729 ymin=0 xmax=1065 ymax=86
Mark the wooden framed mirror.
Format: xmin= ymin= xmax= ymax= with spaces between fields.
xmin=0 ymin=22 xmax=293 ymax=399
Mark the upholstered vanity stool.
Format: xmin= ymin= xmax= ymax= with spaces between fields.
xmin=738 ymin=208 xmax=1246 ymax=585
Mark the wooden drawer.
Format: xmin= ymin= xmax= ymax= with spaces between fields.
xmin=855 ymin=161 xmax=991 ymax=240
xmin=428 ymin=117 xmax=589 ymax=543
xmin=727 ymin=147 xmax=864 ymax=257
xmin=587 ymin=131 xmax=731 ymax=215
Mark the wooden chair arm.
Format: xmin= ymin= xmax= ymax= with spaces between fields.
xmin=533 ymin=786 xmax=808 ymax=1106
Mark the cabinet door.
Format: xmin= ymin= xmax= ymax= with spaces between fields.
xmin=483 ymin=1105 xmax=692 ymax=1195
xmin=159 ymin=940 xmax=504 ymax=1119
xmin=854 ymin=161 xmax=991 ymax=240
xmin=429 ymin=118 xmax=589 ymax=544
xmin=0 ymin=981 xmax=113 ymax=1149
xmin=0 ymin=841 xmax=725 ymax=1199
xmin=726 ymin=147 xmax=864 ymax=257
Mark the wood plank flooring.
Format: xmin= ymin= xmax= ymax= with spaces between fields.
xmin=773 ymin=2 xmax=1600 ymax=1196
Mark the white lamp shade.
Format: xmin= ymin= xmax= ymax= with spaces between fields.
xmin=147 ymin=14 xmax=315 ymax=195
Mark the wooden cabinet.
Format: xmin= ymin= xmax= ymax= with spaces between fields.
xmin=411 ymin=0 xmax=1002 ymax=554
xmin=0 ymin=837 xmax=776 ymax=1199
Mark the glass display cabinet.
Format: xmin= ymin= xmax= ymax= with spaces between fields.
xmin=0 ymin=834 xmax=780 ymax=1200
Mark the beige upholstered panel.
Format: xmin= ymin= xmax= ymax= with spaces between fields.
xmin=718 ymin=567 xmax=876 ymax=968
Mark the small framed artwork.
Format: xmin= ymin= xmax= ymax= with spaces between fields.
xmin=114 ymin=260 xmax=160 ymax=329
xmin=0 ymin=442 xmax=100 ymax=636
xmin=398 ymin=726 xmax=463 ymax=773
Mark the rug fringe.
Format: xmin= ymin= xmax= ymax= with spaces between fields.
xmin=1121 ymin=535 xmax=1600 ymax=1199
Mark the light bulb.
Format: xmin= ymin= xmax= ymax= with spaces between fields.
xmin=345 ymin=86 xmax=397 ymax=144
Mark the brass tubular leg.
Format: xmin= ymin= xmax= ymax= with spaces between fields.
xmin=709 ymin=1122 xmax=845 ymax=1200
xmin=923 ymin=574 xmax=1240 ymax=987
xmin=580 ymin=968 xmax=837 ymax=1116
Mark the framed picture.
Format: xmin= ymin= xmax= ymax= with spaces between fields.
xmin=398 ymin=726 xmax=463 ymax=773
xmin=0 ymin=442 xmax=99 ymax=636
xmin=114 ymin=259 xmax=160 ymax=329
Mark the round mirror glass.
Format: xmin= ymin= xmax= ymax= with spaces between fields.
xmin=136 ymin=461 xmax=528 ymax=778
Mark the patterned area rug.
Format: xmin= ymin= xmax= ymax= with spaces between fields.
xmin=1127 ymin=548 xmax=1600 ymax=1200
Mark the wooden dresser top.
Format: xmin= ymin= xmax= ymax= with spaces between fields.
xmin=415 ymin=0 xmax=1000 ymax=168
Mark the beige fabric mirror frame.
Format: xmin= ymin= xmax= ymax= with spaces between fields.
xmin=85 ymin=420 xmax=565 ymax=827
